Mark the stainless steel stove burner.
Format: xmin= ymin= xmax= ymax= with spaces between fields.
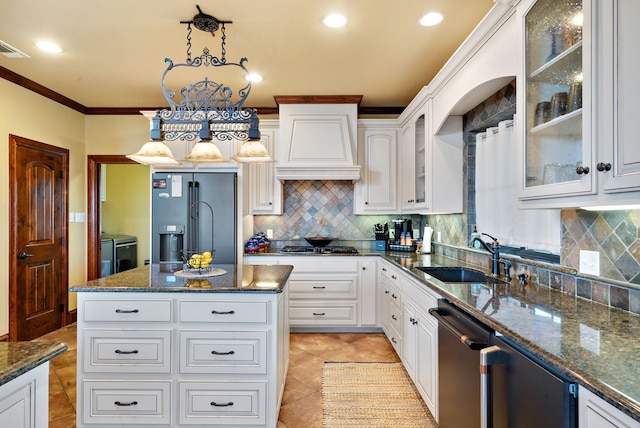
xmin=280 ymin=246 xmax=358 ymax=254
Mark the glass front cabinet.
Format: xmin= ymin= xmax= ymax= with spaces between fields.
xmin=519 ymin=0 xmax=592 ymax=201
xmin=519 ymin=0 xmax=640 ymax=207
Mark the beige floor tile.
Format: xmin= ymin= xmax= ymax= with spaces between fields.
xmin=287 ymin=355 xmax=325 ymax=389
xmin=281 ymin=375 xmax=318 ymax=405
xmin=278 ymin=391 xmax=324 ymax=428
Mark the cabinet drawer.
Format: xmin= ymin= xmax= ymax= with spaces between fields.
xmin=179 ymin=381 xmax=266 ymax=425
xmin=83 ymin=299 xmax=172 ymax=322
xmin=180 ymin=301 xmax=268 ymax=323
xmin=179 ymin=330 xmax=268 ymax=374
xmin=289 ymin=277 xmax=357 ymax=299
xmin=389 ymin=304 xmax=402 ymax=333
xmin=289 ymin=303 xmax=357 ymax=325
xmin=381 ymin=263 xmax=401 ymax=285
xmin=388 ymin=286 xmax=401 ymax=309
xmin=83 ymin=329 xmax=171 ymax=373
xmin=286 ymin=259 xmax=359 ymax=273
xmin=387 ymin=325 xmax=402 ymax=355
xmin=81 ymin=380 xmax=171 ymax=425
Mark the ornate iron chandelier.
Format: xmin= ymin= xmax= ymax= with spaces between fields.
xmin=127 ymin=6 xmax=273 ymax=165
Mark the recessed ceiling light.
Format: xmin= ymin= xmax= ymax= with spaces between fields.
xmin=323 ymin=14 xmax=348 ymax=28
xmin=246 ymin=73 xmax=263 ymax=83
xmin=36 ymin=40 xmax=62 ymax=53
xmin=418 ymin=12 xmax=445 ymax=27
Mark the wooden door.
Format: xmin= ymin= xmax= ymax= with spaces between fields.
xmin=9 ymin=135 xmax=68 ymax=341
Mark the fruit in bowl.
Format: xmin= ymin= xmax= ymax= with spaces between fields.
xmin=184 ymin=251 xmax=214 ymax=269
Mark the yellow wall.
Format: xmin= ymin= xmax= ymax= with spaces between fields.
xmin=101 ymin=164 xmax=151 ymax=266
xmin=0 ymin=79 xmax=86 ymax=336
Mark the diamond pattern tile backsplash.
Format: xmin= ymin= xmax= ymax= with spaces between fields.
xmin=253 ymin=180 xmax=421 ymax=242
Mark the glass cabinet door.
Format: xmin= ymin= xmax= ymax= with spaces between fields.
xmin=414 ymin=114 xmax=427 ymax=206
xmin=523 ymin=0 xmax=587 ymax=193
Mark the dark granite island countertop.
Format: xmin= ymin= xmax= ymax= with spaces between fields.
xmin=70 ymin=263 xmax=293 ymax=293
xmin=0 ymin=341 xmax=68 ymax=386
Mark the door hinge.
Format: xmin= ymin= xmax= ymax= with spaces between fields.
xmin=59 ymin=303 xmax=65 ymax=312
xmin=569 ymin=383 xmax=578 ymax=398
xmin=60 ymin=236 xmax=65 ymax=245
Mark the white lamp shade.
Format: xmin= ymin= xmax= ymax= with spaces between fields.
xmin=183 ymin=141 xmax=230 ymax=163
xmin=126 ymin=141 xmax=180 ymax=165
xmin=232 ymin=140 xmax=275 ymax=163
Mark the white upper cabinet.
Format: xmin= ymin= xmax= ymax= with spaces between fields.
xmin=247 ymin=121 xmax=282 ymax=215
xmin=518 ymin=0 xmax=593 ymax=201
xmin=518 ymin=0 xmax=640 ymax=208
xmin=597 ymin=0 xmax=640 ymax=196
xmin=401 ymin=100 xmax=463 ymax=214
xmin=354 ymin=123 xmax=399 ymax=214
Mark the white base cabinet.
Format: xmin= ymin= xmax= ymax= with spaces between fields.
xmin=76 ymin=290 xmax=289 ymax=427
xmin=579 ymin=387 xmax=640 ymax=428
xmin=0 ymin=363 xmax=49 ymax=428
xmin=244 ymin=256 xmax=378 ymax=330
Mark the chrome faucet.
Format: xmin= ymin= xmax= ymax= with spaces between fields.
xmin=471 ymin=233 xmax=512 ymax=280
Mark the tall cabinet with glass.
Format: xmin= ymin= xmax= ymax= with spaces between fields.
xmin=519 ymin=0 xmax=591 ymax=200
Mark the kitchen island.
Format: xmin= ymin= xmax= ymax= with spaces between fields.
xmin=70 ymin=263 xmax=292 ymax=428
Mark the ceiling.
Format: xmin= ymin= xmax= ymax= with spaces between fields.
xmin=0 ymin=0 xmax=495 ymax=112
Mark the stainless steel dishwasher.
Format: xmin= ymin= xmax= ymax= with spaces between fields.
xmin=429 ymin=299 xmax=493 ymax=428
xmin=429 ymin=298 xmax=577 ymax=428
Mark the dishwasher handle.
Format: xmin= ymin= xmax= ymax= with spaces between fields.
xmin=428 ymin=308 xmax=489 ymax=351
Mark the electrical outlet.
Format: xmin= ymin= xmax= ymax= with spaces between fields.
xmin=76 ymin=212 xmax=86 ymax=223
xmin=579 ymin=250 xmax=600 ymax=276
xmin=266 ymin=229 xmax=273 ymax=239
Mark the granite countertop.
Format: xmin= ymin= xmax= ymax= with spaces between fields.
xmin=395 ymin=253 xmax=640 ymax=423
xmin=248 ymin=247 xmax=640 ymax=422
xmin=70 ymin=263 xmax=293 ymax=293
xmin=0 ymin=341 xmax=68 ymax=386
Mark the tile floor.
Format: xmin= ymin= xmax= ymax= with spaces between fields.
xmin=36 ymin=324 xmax=401 ymax=428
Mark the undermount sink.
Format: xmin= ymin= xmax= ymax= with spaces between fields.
xmin=415 ymin=266 xmax=492 ymax=283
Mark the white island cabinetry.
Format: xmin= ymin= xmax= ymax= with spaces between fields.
xmin=579 ymin=386 xmax=640 ymax=428
xmin=76 ymin=290 xmax=288 ymax=427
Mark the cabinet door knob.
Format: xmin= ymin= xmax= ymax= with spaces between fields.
xmin=596 ymin=162 xmax=612 ymax=172
xmin=576 ymin=165 xmax=590 ymax=175
xmin=365 ymin=201 xmax=369 ymax=205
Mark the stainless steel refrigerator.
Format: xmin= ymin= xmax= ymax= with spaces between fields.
xmin=151 ymin=172 xmax=237 ymax=265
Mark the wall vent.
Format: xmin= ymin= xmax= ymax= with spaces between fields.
xmin=0 ymin=40 xmax=30 ymax=58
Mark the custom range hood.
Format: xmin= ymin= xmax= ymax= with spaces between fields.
xmin=275 ymin=96 xmax=361 ymax=181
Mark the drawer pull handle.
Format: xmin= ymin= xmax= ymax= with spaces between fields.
xmin=115 ymin=349 xmax=139 ymax=355
xmin=391 ymin=275 xmax=397 ymax=280
xmin=313 ymin=286 xmax=326 ymax=289
xmin=114 ymin=401 xmax=138 ymax=407
xmin=211 ymin=310 xmax=236 ymax=315
xmin=391 ymin=337 xmax=397 ymax=344
xmin=211 ymin=350 xmax=235 ymax=355
xmin=391 ymin=293 xmax=397 ymax=299
xmin=384 ymin=290 xmax=389 ymax=294
xmin=115 ymin=309 xmax=139 ymax=314
xmin=391 ymin=314 xmax=397 ymax=321
xmin=313 ymin=312 xmax=326 ymax=316
xmin=210 ymin=401 xmax=234 ymax=407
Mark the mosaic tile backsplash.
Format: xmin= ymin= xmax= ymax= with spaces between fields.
xmin=253 ymin=180 xmax=422 ymax=243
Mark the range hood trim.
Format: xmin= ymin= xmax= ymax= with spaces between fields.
xmin=276 ymin=102 xmax=361 ymax=181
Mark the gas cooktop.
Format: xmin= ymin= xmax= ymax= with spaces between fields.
xmin=280 ymin=246 xmax=358 ymax=254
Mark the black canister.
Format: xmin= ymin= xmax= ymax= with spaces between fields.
xmin=534 ymin=101 xmax=552 ymax=125
xmin=550 ymin=91 xmax=568 ymax=118
xmin=568 ymin=82 xmax=582 ymax=112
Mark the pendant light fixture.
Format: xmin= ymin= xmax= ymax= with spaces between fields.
xmin=126 ymin=5 xmax=274 ymax=165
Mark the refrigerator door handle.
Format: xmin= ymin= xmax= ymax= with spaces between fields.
xmin=480 ymin=345 xmax=505 ymax=428
xmin=428 ymin=308 xmax=489 ymax=350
